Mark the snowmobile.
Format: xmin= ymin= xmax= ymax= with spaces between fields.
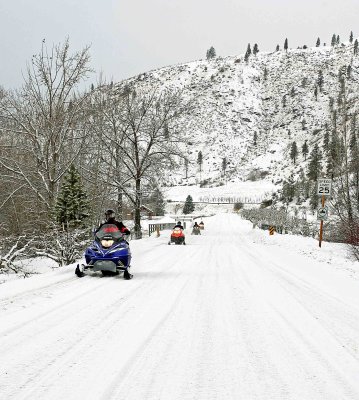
xmin=168 ymin=227 xmax=186 ymax=245
xmin=198 ymin=222 xmax=204 ymax=230
xmin=75 ymin=224 xmax=132 ymax=279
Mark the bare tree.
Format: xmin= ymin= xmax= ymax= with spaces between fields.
xmin=91 ymin=83 xmax=193 ymax=238
xmin=0 ymin=38 xmax=94 ymax=228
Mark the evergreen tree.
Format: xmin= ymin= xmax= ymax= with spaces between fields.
xmin=282 ymin=95 xmax=287 ymax=108
xmin=197 ymin=151 xmax=203 ymax=172
xmin=206 ymin=46 xmax=216 ymax=60
xmin=302 ymin=140 xmax=309 ymax=160
xmin=327 ymin=129 xmax=339 ymax=178
xmin=316 ymin=37 xmax=321 ymax=47
xmin=331 ymin=34 xmax=336 ymax=47
xmin=314 ymin=86 xmax=318 ymax=101
xmin=276 ymin=44 xmax=280 ymax=51
xmin=263 ymin=67 xmax=268 ymax=81
xmin=309 ymin=185 xmax=319 ymax=210
xmin=150 ymin=187 xmax=166 ymax=216
xmin=349 ymin=123 xmax=358 ymax=167
xmin=222 ymin=157 xmax=228 ymax=176
xmin=307 ymin=143 xmax=322 ymax=181
xmin=336 ymin=35 xmax=340 ymax=45
xmin=183 ymin=195 xmax=195 ymax=214
xmin=290 ymin=141 xmax=298 ymax=164
xmin=302 ymin=118 xmax=307 ymax=130
xmin=253 ymin=43 xmax=259 ymax=55
xmin=253 ymin=131 xmax=257 ymax=146
xmin=323 ymin=129 xmax=330 ymax=154
xmin=244 ymin=44 xmax=251 ymax=61
xmin=184 ymin=158 xmax=189 ymax=179
xmin=350 ymin=31 xmax=354 ymax=43
xmin=317 ymin=70 xmax=324 ymax=92
xmin=282 ymin=177 xmax=295 ymax=203
xmin=55 ymin=164 xmax=89 ymax=227
xmin=354 ymin=39 xmax=358 ymax=55
xmin=284 ymin=38 xmax=288 ymax=51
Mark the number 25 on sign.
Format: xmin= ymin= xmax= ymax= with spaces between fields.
xmin=317 ymin=178 xmax=332 ymax=196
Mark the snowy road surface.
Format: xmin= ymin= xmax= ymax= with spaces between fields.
xmin=1 ymin=214 xmax=359 ymax=400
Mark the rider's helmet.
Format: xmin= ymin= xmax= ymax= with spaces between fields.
xmin=177 ymin=221 xmax=181 ymax=225
xmin=105 ymin=209 xmax=116 ymax=221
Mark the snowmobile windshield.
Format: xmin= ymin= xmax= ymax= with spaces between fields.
xmin=96 ymin=224 xmax=123 ymax=241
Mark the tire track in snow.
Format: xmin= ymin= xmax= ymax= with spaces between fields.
xmin=0 ymin=241 xmax=199 ymax=400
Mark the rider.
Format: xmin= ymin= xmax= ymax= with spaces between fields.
xmin=97 ymin=209 xmax=133 ymax=280
xmin=192 ymin=221 xmax=201 ymax=235
xmin=96 ymin=209 xmax=131 ymax=235
xmin=173 ymin=221 xmax=184 ymax=230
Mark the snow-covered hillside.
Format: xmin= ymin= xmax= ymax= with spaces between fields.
xmin=121 ymin=42 xmax=358 ymax=192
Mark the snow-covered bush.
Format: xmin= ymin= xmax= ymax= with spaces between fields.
xmin=34 ymin=227 xmax=91 ymax=267
xmin=0 ymin=236 xmax=33 ymax=276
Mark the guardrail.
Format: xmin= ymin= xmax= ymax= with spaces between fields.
xmin=148 ymin=222 xmax=187 ymax=236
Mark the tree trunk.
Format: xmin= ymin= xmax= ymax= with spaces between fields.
xmin=134 ymin=178 xmax=142 ymax=239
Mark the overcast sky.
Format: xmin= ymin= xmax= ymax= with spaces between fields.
xmin=1 ymin=0 xmax=358 ymax=89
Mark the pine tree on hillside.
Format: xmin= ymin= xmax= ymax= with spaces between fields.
xmin=284 ymin=38 xmax=288 ymax=51
xmin=336 ymin=35 xmax=340 ymax=45
xmin=350 ymin=31 xmax=354 ymax=43
xmin=222 ymin=157 xmax=228 ymax=176
xmin=276 ymin=44 xmax=280 ymax=51
xmin=55 ymin=164 xmax=89 ymax=227
xmin=183 ymin=195 xmax=195 ymax=214
xmin=314 ymin=86 xmax=318 ymax=101
xmin=302 ymin=118 xmax=307 ymax=130
xmin=290 ymin=141 xmax=298 ymax=164
xmin=331 ymin=34 xmax=336 ymax=47
xmin=184 ymin=158 xmax=189 ymax=179
xmin=307 ymin=143 xmax=322 ymax=181
xmin=282 ymin=177 xmax=295 ymax=204
xmin=302 ymin=140 xmax=309 ymax=160
xmin=323 ymin=129 xmax=330 ymax=154
xmin=316 ymin=37 xmax=321 ymax=47
xmin=197 ymin=151 xmax=203 ymax=172
xmin=317 ymin=70 xmax=324 ymax=92
xmin=253 ymin=131 xmax=257 ymax=146
xmin=354 ymin=39 xmax=358 ymax=55
xmin=253 ymin=43 xmax=259 ymax=55
xmin=206 ymin=46 xmax=216 ymax=60
xmin=244 ymin=44 xmax=251 ymax=61
xmin=263 ymin=67 xmax=268 ymax=81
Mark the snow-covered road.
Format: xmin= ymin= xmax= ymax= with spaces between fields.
xmin=1 ymin=214 xmax=359 ymax=400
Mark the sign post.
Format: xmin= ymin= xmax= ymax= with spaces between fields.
xmin=317 ymin=178 xmax=332 ymax=248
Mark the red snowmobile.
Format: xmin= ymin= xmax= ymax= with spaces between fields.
xmin=168 ymin=227 xmax=186 ymax=245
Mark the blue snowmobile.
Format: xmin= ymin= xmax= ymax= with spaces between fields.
xmin=75 ymin=224 xmax=132 ymax=279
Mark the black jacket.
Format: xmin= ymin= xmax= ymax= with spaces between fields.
xmin=173 ymin=223 xmax=184 ymax=230
xmin=96 ymin=218 xmax=130 ymax=235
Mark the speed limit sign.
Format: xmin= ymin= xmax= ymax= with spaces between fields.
xmin=317 ymin=178 xmax=332 ymax=196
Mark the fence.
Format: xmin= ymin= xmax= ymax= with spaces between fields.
xmin=148 ymin=222 xmax=187 ymax=236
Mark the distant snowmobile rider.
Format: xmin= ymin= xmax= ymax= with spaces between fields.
xmin=173 ymin=221 xmax=184 ymax=230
